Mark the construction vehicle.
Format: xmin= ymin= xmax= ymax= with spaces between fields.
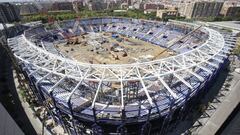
xmin=110 ymin=51 xmax=119 ymax=60
xmin=67 ymin=37 xmax=79 ymax=45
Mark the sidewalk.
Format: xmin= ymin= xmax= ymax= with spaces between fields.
xmin=191 ymin=55 xmax=240 ymax=135
xmin=13 ymin=70 xmax=51 ymax=135
xmin=196 ymin=72 xmax=240 ymax=135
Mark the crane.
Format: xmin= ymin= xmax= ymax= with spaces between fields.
xmin=33 ymin=0 xmax=82 ymax=40
xmin=153 ymin=25 xmax=202 ymax=59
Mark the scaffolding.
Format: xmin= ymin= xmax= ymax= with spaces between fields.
xmin=5 ymin=17 xmax=234 ymax=134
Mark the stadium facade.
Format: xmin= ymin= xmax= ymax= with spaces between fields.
xmin=6 ymin=17 xmax=236 ymax=134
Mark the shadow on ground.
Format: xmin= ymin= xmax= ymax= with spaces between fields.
xmin=167 ymin=65 xmax=230 ymax=135
xmin=0 ymin=45 xmax=37 ymax=135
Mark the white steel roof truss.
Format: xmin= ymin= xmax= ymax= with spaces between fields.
xmin=211 ymin=57 xmax=224 ymax=63
xmin=120 ymin=68 xmax=124 ymax=109
xmin=49 ymin=76 xmax=67 ymax=94
xmin=149 ymin=65 xmax=178 ymax=99
xmin=173 ymin=73 xmax=193 ymax=90
xmin=217 ymin=53 xmax=227 ymax=58
xmin=136 ymin=67 xmax=153 ymax=106
xmin=205 ymin=61 xmax=218 ymax=68
xmin=28 ymin=68 xmax=41 ymax=77
xmin=66 ymin=68 xmax=91 ymax=102
xmin=91 ymin=69 xmax=106 ymax=108
xmin=187 ymin=69 xmax=204 ymax=82
xmin=35 ymin=72 xmax=53 ymax=85
xmin=197 ymin=65 xmax=212 ymax=74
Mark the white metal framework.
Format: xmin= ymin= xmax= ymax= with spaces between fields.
xmin=7 ymin=20 xmax=231 ymax=116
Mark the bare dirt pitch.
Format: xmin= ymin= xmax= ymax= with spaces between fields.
xmin=56 ymin=32 xmax=172 ymax=64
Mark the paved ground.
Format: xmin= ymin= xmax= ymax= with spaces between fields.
xmin=218 ymin=103 xmax=240 ymax=135
xmin=0 ymin=103 xmax=24 ymax=135
xmin=0 ymin=45 xmax=37 ymax=135
xmin=188 ymin=55 xmax=240 ymax=135
xmin=197 ymin=71 xmax=240 ymax=135
xmin=167 ymin=65 xmax=230 ymax=135
xmin=13 ymin=70 xmax=52 ymax=135
xmin=166 ymin=54 xmax=240 ymax=135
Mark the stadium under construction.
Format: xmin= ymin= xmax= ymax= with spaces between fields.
xmin=5 ymin=17 xmax=237 ymax=134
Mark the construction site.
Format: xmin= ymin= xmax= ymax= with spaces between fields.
xmin=56 ymin=32 xmax=171 ymax=64
xmin=5 ymin=17 xmax=237 ymax=135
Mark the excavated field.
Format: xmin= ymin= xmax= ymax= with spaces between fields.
xmin=56 ymin=32 xmax=172 ymax=64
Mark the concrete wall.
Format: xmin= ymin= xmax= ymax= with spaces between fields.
xmin=0 ymin=103 xmax=24 ymax=135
